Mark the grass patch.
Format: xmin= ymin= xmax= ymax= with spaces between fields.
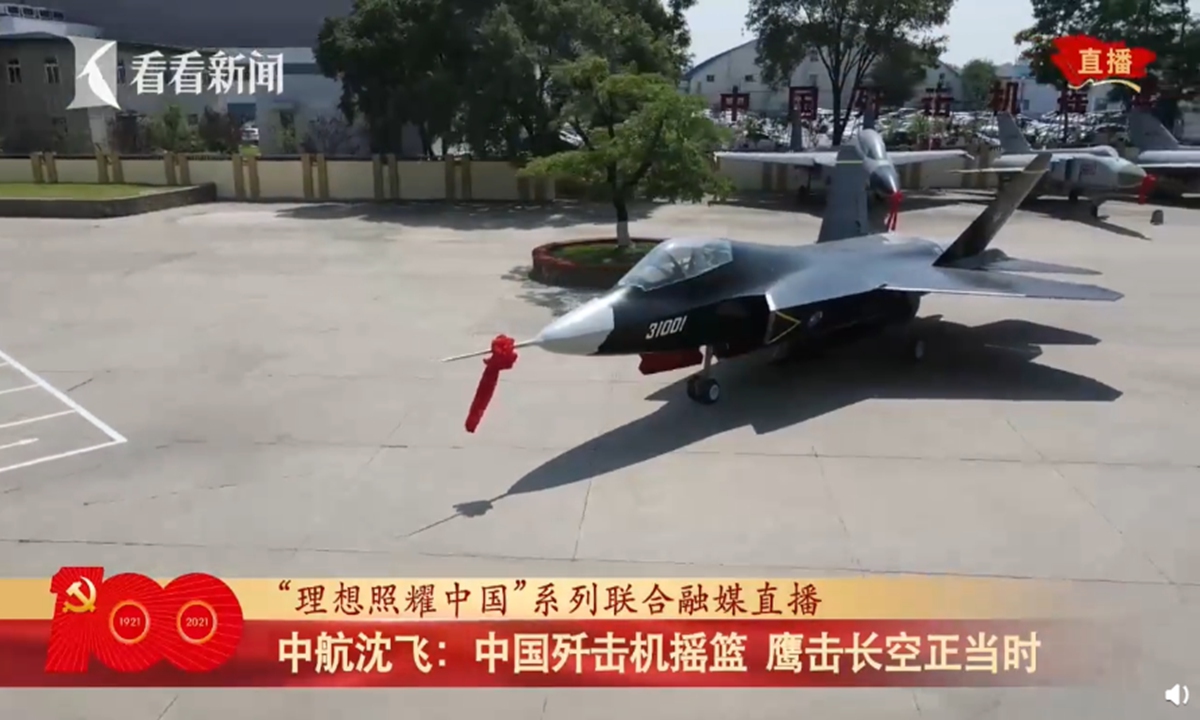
xmin=0 ymin=183 xmax=161 ymax=199
xmin=551 ymin=241 xmax=656 ymax=265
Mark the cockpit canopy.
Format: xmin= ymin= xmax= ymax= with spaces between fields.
xmin=616 ymin=237 xmax=734 ymax=292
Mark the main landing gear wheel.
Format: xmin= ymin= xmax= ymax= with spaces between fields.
xmin=686 ymin=345 xmax=720 ymax=404
xmin=1088 ymin=203 xmax=1100 ymax=219
xmin=686 ymin=376 xmax=720 ymax=404
xmin=1068 ymin=190 xmax=1080 ymax=203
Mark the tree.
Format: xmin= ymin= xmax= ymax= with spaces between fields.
xmin=315 ymin=0 xmax=697 ymax=160
xmin=868 ymin=38 xmax=938 ymax=108
xmin=959 ymin=58 xmax=998 ymax=110
xmin=1015 ymin=0 xmax=1193 ymax=90
xmin=520 ymin=58 xmax=732 ymax=247
xmin=301 ymin=116 xmax=362 ymax=155
xmin=197 ymin=108 xmax=242 ymax=153
xmin=747 ymin=0 xmax=954 ymax=145
xmin=148 ymin=105 xmax=201 ymax=153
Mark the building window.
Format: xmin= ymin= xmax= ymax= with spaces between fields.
xmin=744 ymin=74 xmax=754 ymax=82
xmin=705 ymin=74 xmax=715 ymax=82
xmin=6 ymin=59 xmax=20 ymax=84
xmin=117 ymin=59 xmax=126 ymax=84
xmin=44 ymin=58 xmax=60 ymax=84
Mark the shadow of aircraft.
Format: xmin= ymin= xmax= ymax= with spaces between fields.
xmin=275 ymin=201 xmax=656 ymax=232
xmin=408 ymin=317 xmax=1120 ymax=532
xmin=955 ymin=192 xmax=1150 ymax=240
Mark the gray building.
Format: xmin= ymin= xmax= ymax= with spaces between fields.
xmin=0 ymin=3 xmax=226 ymax=153
xmin=26 ymin=0 xmax=350 ymax=50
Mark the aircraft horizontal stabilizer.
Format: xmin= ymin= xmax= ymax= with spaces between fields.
xmin=882 ymin=266 xmax=1121 ymax=301
xmin=945 ymin=249 xmax=1101 ymax=275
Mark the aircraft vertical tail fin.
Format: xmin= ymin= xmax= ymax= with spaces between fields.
xmin=933 ymin=153 xmax=1051 ymax=265
xmin=1128 ymin=110 xmax=1180 ymax=150
xmin=816 ymin=144 xmax=870 ymax=244
xmin=996 ymin=113 xmax=1034 ymax=153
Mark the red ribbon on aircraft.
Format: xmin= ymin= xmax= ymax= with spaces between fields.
xmin=1137 ymin=174 xmax=1156 ymax=204
xmin=464 ymin=334 xmax=518 ymax=433
xmin=887 ymin=192 xmax=903 ymax=231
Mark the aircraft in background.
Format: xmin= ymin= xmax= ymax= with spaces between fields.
xmin=446 ymin=148 xmax=1119 ymax=409
xmin=955 ymin=113 xmax=1147 ymax=217
xmin=1127 ymin=111 xmax=1200 ymax=196
xmin=714 ymin=117 xmax=970 ymax=228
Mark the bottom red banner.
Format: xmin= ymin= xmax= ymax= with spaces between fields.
xmin=0 ymin=619 xmax=1099 ymax=687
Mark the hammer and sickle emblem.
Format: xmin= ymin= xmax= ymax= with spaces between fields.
xmin=62 ymin=577 xmax=97 ymax=613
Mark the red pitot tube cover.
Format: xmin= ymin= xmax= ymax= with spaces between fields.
xmin=464 ymin=334 xmax=519 ymax=433
xmin=887 ymin=192 xmax=903 ymax=231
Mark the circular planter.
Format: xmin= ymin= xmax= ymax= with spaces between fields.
xmin=530 ymin=238 xmax=662 ymax=290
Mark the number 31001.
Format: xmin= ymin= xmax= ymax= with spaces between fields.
xmin=646 ymin=315 xmax=687 ymax=339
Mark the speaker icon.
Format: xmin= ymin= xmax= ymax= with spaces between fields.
xmin=1166 ymin=683 xmax=1189 ymax=706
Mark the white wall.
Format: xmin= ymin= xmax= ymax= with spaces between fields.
xmin=993 ymin=62 xmax=1110 ymax=116
xmin=685 ymin=39 xmax=964 ymax=116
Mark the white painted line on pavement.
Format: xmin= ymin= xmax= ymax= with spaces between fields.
xmin=0 ymin=411 xmax=72 ymax=429
xmin=0 ymin=384 xmax=36 ymax=396
xmin=0 ymin=440 xmax=121 ymax=475
xmin=0 ymin=348 xmax=126 ymax=443
xmin=0 ymin=438 xmax=37 ymax=451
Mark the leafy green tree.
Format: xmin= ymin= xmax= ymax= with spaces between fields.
xmin=959 ymin=58 xmax=998 ymax=110
xmin=521 ymin=58 xmax=732 ymax=248
xmin=1016 ymin=0 xmax=1197 ymax=128
xmin=747 ymin=0 xmax=954 ymax=145
xmin=315 ymin=0 xmax=697 ymax=159
xmin=149 ymin=104 xmax=201 ymax=153
xmin=868 ymin=39 xmax=938 ymax=108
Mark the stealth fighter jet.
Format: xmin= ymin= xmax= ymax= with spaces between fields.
xmin=959 ymin=113 xmax=1147 ymax=216
xmin=446 ymin=147 xmax=1120 ymax=406
xmin=1127 ymin=110 xmax=1200 ymax=196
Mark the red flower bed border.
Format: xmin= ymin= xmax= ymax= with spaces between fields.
xmin=529 ymin=238 xmax=662 ymax=290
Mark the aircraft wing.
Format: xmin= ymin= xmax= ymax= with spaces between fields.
xmin=715 ymin=151 xmax=836 ymax=168
xmin=945 ymin=249 xmax=1100 ymax=276
xmin=887 ymin=149 xmax=972 ymax=166
xmin=953 ymin=166 xmax=1033 ymax=174
xmin=1137 ymin=162 xmax=1200 ymax=170
xmin=881 ymin=266 xmax=1121 ymax=301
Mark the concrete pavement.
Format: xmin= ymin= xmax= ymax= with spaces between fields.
xmin=0 ymin=196 xmax=1197 ymax=718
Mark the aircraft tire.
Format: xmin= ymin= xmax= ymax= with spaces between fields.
xmin=687 ymin=376 xmax=720 ymax=404
xmin=1068 ymin=190 xmax=1080 ymax=203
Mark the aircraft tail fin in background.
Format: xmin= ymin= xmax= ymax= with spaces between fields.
xmin=996 ymin=113 xmax=1034 ymax=154
xmin=816 ymin=144 xmax=870 ymax=244
xmin=933 ymin=153 xmax=1051 ymax=266
xmin=1128 ymin=110 xmax=1180 ymax=150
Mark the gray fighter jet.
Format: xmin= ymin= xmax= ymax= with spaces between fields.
xmin=446 ymin=147 xmax=1119 ymax=406
xmin=715 ymin=122 xmax=970 ymax=203
xmin=958 ymin=113 xmax=1147 ymax=216
xmin=1127 ymin=110 xmax=1200 ymax=196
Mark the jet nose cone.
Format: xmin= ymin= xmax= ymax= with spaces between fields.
xmin=536 ymin=298 xmax=615 ymax=355
xmin=870 ymin=165 xmax=902 ymax=198
xmin=1118 ymin=163 xmax=1147 ymax=188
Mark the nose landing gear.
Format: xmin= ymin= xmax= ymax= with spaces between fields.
xmin=685 ymin=346 xmax=720 ymax=404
